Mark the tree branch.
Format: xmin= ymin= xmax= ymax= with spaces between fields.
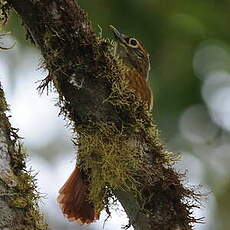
xmin=0 ymin=82 xmax=47 ymax=229
xmin=5 ymin=0 xmax=201 ymax=229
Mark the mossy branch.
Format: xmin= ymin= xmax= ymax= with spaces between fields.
xmin=0 ymin=82 xmax=47 ymax=230
xmin=5 ymin=0 xmax=202 ymax=229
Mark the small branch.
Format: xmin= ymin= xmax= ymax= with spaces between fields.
xmin=7 ymin=0 xmax=201 ymax=229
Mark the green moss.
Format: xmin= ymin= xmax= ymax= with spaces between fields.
xmin=0 ymin=83 xmax=8 ymax=112
xmin=0 ymin=0 xmax=9 ymax=24
xmin=10 ymin=197 xmax=28 ymax=208
xmin=25 ymin=208 xmax=47 ymax=230
xmin=75 ymin=105 xmax=177 ymax=212
xmin=0 ymin=84 xmax=47 ymax=229
xmin=77 ymin=122 xmax=144 ymax=211
xmin=10 ymin=163 xmax=47 ymax=229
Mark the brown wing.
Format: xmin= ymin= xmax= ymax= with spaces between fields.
xmin=125 ymin=69 xmax=153 ymax=111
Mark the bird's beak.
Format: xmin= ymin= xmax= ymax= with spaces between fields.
xmin=109 ymin=25 xmax=126 ymax=44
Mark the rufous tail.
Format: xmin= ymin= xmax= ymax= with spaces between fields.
xmin=57 ymin=167 xmax=99 ymax=224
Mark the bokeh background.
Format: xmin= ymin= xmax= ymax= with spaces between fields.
xmin=1 ymin=0 xmax=230 ymax=229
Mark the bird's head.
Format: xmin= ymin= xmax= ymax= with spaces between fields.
xmin=110 ymin=25 xmax=150 ymax=80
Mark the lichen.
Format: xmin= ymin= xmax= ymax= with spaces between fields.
xmin=9 ymin=149 xmax=47 ymax=229
xmin=10 ymin=196 xmax=28 ymax=208
xmin=0 ymin=84 xmax=47 ymax=229
xmin=0 ymin=0 xmax=10 ymax=24
xmin=76 ymin=115 xmax=168 ymax=211
xmin=77 ymin=122 xmax=144 ymax=211
xmin=0 ymin=82 xmax=8 ymax=112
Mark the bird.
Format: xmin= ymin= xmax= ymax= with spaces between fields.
xmin=57 ymin=26 xmax=153 ymax=224
xmin=110 ymin=25 xmax=153 ymax=111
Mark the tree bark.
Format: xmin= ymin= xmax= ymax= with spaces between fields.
xmin=4 ymin=0 xmax=201 ymax=229
xmin=0 ymin=83 xmax=47 ymax=230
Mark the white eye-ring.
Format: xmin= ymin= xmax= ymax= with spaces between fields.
xmin=129 ymin=38 xmax=139 ymax=47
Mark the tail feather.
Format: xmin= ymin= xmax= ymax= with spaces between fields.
xmin=57 ymin=167 xmax=99 ymax=224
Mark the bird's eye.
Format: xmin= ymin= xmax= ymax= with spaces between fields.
xmin=129 ymin=38 xmax=138 ymax=47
